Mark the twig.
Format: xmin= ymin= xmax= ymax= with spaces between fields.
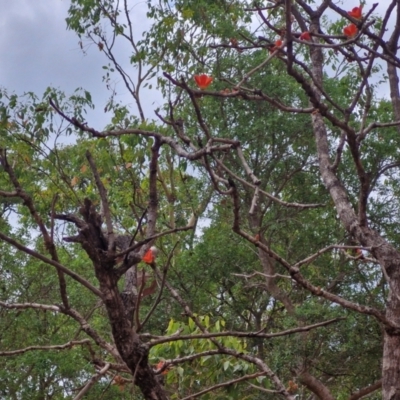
xmin=0 ymin=149 xmax=70 ymax=308
xmin=229 ymin=182 xmax=393 ymax=328
xmin=138 ymin=241 xmax=179 ymax=331
xmin=134 ymin=269 xmax=147 ymax=331
xmin=50 ymin=193 xmax=59 ymax=243
xmin=178 ymin=372 xmax=276 ymax=400
xmin=294 ymin=244 xmax=375 ymax=268
xmin=249 ymin=186 xmax=260 ymax=216
xmin=248 ymin=383 xmax=280 ymax=394
xmin=214 ymin=157 xmax=324 ymax=209
xmin=0 ymin=231 xmax=102 ymax=297
xmin=233 ymin=271 xmax=292 ymax=280
xmin=49 ymin=98 xmax=233 ymax=161
xmin=348 ymin=379 xmax=382 ymax=400
xmin=114 ymin=225 xmax=194 ymax=260
xmin=0 ymin=339 xmax=91 ymax=356
xmin=146 ymin=318 xmax=344 ymax=346
xmin=61 ymin=307 xmax=122 ymax=362
xmin=0 ymin=301 xmax=60 ymax=312
xmin=73 ymin=363 xmax=110 ymax=400
xmin=236 ymin=146 xmax=260 ymax=185
xmin=235 ymin=50 xmax=282 ymax=89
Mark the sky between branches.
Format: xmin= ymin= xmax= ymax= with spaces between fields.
xmin=0 ymin=0 xmax=394 ymax=130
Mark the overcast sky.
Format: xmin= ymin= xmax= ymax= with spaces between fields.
xmin=0 ymin=1 xmax=393 ymax=131
xmin=0 ymin=0 xmax=158 ymax=130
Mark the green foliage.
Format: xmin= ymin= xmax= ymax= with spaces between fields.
xmin=1 ymin=1 xmax=397 ymax=399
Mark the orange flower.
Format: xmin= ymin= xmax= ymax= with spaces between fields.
xmin=269 ymin=39 xmax=283 ymax=53
xmin=156 ymin=361 xmax=169 ymax=375
xmin=348 ymin=6 xmax=363 ymax=19
xmin=299 ymin=31 xmax=311 ymax=41
xmin=343 ymin=23 xmax=358 ymax=38
xmin=287 ymin=380 xmax=298 ymax=394
xmin=194 ymin=74 xmax=213 ymax=90
xmin=142 ymin=246 xmax=158 ymax=264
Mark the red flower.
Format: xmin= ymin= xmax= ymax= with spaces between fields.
xmin=299 ymin=31 xmax=311 ymax=41
xmin=156 ymin=361 xmax=169 ymax=375
xmin=343 ymin=23 xmax=358 ymax=38
xmin=142 ymin=246 xmax=158 ymax=264
xmin=269 ymin=39 xmax=284 ymax=53
xmin=348 ymin=6 xmax=363 ymax=19
xmin=194 ymin=74 xmax=213 ymax=90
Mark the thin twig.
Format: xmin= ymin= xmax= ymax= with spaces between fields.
xmin=0 ymin=339 xmax=91 ymax=356
xmin=145 ymin=318 xmax=344 ymax=345
xmin=178 ymin=372 xmax=274 ymax=400
xmin=73 ymin=363 xmax=110 ymax=400
xmin=0 ymin=231 xmax=102 ymax=297
xmin=138 ymin=241 xmax=179 ymax=331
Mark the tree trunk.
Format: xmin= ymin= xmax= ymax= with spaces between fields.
xmin=304 ymin=18 xmax=400 ymax=400
xmin=76 ymin=200 xmax=169 ymax=400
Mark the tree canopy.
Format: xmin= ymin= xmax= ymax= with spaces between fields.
xmin=1 ymin=1 xmax=400 ymax=399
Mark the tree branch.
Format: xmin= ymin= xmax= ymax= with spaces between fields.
xmin=73 ymin=363 xmax=110 ymax=400
xmin=0 ymin=339 xmax=91 ymax=356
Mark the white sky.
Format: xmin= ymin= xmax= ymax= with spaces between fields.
xmin=0 ymin=1 xmax=394 ymax=130
xmin=0 ymin=0 xmax=160 ymax=129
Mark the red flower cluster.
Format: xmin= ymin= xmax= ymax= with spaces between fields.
xmin=269 ymin=39 xmax=283 ymax=53
xmin=348 ymin=6 xmax=363 ymax=19
xmin=194 ymin=74 xmax=213 ymax=90
xmin=156 ymin=361 xmax=169 ymax=375
xmin=343 ymin=23 xmax=358 ymax=38
xmin=142 ymin=246 xmax=158 ymax=264
xmin=299 ymin=31 xmax=311 ymax=41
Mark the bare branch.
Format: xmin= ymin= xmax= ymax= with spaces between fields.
xmin=61 ymin=307 xmax=122 ymax=362
xmin=0 ymin=340 xmax=91 ymax=356
xmin=73 ymin=363 xmax=110 ymax=400
xmin=139 ymin=242 xmax=178 ymax=331
xmin=348 ymin=379 xmax=382 ymax=400
xmin=248 ymin=383 xmax=280 ymax=394
xmin=0 ymin=190 xmax=18 ymax=197
xmin=0 ymin=301 xmax=60 ymax=312
xmin=0 ymin=231 xmax=102 ymax=297
xmin=230 ymin=183 xmax=392 ymax=327
xmin=299 ymin=370 xmax=335 ymax=400
xmin=145 ymin=318 xmax=344 ymax=346
xmin=178 ymin=371 xmax=287 ymax=400
xmin=0 ymin=149 xmax=70 ymax=308
xmin=214 ymin=157 xmax=324 ymax=209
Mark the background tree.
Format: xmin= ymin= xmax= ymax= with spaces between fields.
xmin=1 ymin=0 xmax=400 ymax=399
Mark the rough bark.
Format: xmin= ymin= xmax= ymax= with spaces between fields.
xmin=71 ymin=199 xmax=168 ymax=400
xmin=299 ymin=371 xmax=335 ymax=400
xmin=303 ymin=14 xmax=400 ymax=400
xmin=116 ymin=234 xmax=139 ymax=323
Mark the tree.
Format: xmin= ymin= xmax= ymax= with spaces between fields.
xmin=1 ymin=0 xmax=400 ymax=399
